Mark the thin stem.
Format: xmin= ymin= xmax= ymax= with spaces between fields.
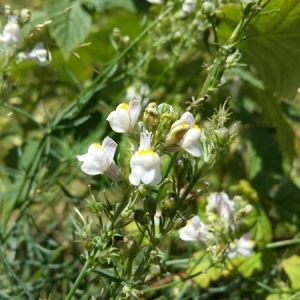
xmin=178 ymin=151 xmax=219 ymax=205
xmin=65 ymin=260 xmax=91 ymax=300
xmin=266 ymin=238 xmax=300 ymax=249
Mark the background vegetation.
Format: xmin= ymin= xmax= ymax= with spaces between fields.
xmin=1 ymin=0 xmax=300 ymax=299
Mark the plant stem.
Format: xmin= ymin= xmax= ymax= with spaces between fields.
xmin=65 ymin=260 xmax=91 ymax=300
xmin=266 ymin=238 xmax=300 ymax=249
xmin=178 ymin=151 xmax=219 ymax=205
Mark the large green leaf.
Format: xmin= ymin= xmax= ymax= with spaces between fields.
xmin=46 ymin=0 xmax=92 ymax=59
xmin=256 ymin=91 xmax=295 ymax=164
xmin=220 ymin=0 xmax=300 ymax=98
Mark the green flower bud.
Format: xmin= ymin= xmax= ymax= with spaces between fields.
xmin=165 ymin=120 xmax=189 ymax=145
xmin=173 ymin=216 xmax=187 ymax=229
xmin=115 ymin=240 xmax=127 ymax=258
xmin=123 ymin=35 xmax=130 ymax=45
xmin=143 ymin=196 xmax=156 ymax=219
xmin=243 ymin=0 xmax=256 ymax=15
xmin=143 ymin=102 xmax=158 ymax=128
xmin=201 ymin=1 xmax=216 ymax=18
xmin=213 ymin=127 xmax=230 ymax=146
xmin=149 ymin=264 xmax=162 ymax=278
xmin=163 ymin=192 xmax=178 ymax=211
xmin=173 ymin=158 xmax=188 ymax=176
xmin=20 ymin=8 xmax=31 ymax=23
xmin=134 ymin=209 xmax=147 ymax=226
xmin=4 ymin=5 xmax=11 ymax=16
xmin=113 ymin=28 xmax=120 ymax=40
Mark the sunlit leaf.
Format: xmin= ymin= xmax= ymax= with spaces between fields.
xmin=189 ymin=251 xmax=223 ymax=288
xmin=220 ymin=0 xmax=300 ymax=98
xmin=46 ymin=0 xmax=92 ymax=59
xmin=282 ymin=255 xmax=300 ymax=289
xmin=236 ymin=249 xmax=275 ymax=277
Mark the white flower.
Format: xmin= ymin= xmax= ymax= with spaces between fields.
xmin=228 ymin=232 xmax=254 ymax=259
xmin=129 ymin=132 xmax=162 ymax=186
xmin=0 ymin=16 xmax=21 ymax=43
xmin=107 ymin=97 xmax=141 ymax=133
xmin=216 ymin=192 xmax=235 ymax=219
xmin=77 ymin=137 xmax=119 ymax=180
xmin=177 ymin=112 xmax=202 ymax=157
xmin=147 ymin=0 xmax=162 ymax=4
xmin=206 ymin=192 xmax=235 ymax=220
xmin=182 ymin=0 xmax=196 ymax=14
xmin=179 ymin=216 xmax=210 ymax=243
xmin=17 ymin=43 xmax=51 ymax=66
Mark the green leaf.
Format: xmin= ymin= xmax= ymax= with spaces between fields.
xmin=189 ymin=251 xmax=223 ymax=288
xmin=236 ymin=249 xmax=275 ymax=277
xmin=244 ymin=203 xmax=272 ymax=249
xmin=81 ymin=0 xmax=136 ymax=12
xmin=282 ymin=101 xmax=300 ymax=123
xmin=270 ymin=175 xmax=300 ymax=224
xmin=256 ymin=91 xmax=295 ymax=164
xmin=282 ymin=255 xmax=300 ymax=289
xmin=46 ymin=0 xmax=92 ymax=59
xmin=220 ymin=0 xmax=300 ymax=98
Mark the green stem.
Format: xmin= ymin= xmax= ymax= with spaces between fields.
xmin=178 ymin=151 xmax=219 ymax=205
xmin=266 ymin=238 xmax=300 ymax=249
xmin=65 ymin=260 xmax=91 ymax=300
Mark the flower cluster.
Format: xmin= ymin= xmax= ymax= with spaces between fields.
xmin=77 ymin=98 xmax=205 ymax=187
xmin=179 ymin=192 xmax=254 ymax=260
xmin=0 ymin=5 xmax=51 ymax=67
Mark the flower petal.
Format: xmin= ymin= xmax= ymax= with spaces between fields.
xmin=129 ymin=97 xmax=141 ymax=128
xmin=102 ymin=137 xmax=117 ymax=164
xmin=107 ymin=109 xmax=130 ymax=133
xmin=180 ymin=112 xmax=195 ymax=127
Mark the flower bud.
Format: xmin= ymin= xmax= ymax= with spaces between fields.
xmin=134 ymin=209 xmax=147 ymax=226
xmin=173 ymin=158 xmax=188 ymax=175
xmin=4 ymin=5 xmax=11 ymax=16
xmin=20 ymin=8 xmax=31 ymax=22
xmin=165 ymin=120 xmax=189 ymax=145
xmin=173 ymin=216 xmax=187 ymax=229
xmin=143 ymin=102 xmax=158 ymax=128
xmin=115 ymin=240 xmax=127 ymax=258
xmin=113 ymin=28 xmax=120 ymax=40
xmin=242 ymin=0 xmax=256 ymax=15
xmin=145 ymin=263 xmax=166 ymax=281
xmin=213 ymin=127 xmax=230 ymax=146
xmin=123 ymin=35 xmax=130 ymax=45
xmin=126 ymin=239 xmax=139 ymax=258
xmin=143 ymin=196 xmax=156 ymax=219
xmin=201 ymin=1 xmax=216 ymax=18
xmin=163 ymin=192 xmax=178 ymax=211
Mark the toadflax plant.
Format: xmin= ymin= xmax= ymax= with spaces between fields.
xmin=68 ymin=96 xmax=254 ymax=299
xmin=65 ymin=0 xmax=275 ymax=298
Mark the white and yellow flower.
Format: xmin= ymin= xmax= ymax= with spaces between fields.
xmin=129 ymin=132 xmax=162 ymax=186
xmin=206 ymin=192 xmax=235 ymax=220
xmin=228 ymin=232 xmax=254 ymax=259
xmin=77 ymin=137 xmax=119 ymax=180
xmin=107 ymin=97 xmax=141 ymax=133
xmin=177 ymin=112 xmax=202 ymax=157
xmin=0 ymin=16 xmax=21 ymax=43
xmin=17 ymin=42 xmax=51 ymax=66
xmin=179 ymin=216 xmax=210 ymax=243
